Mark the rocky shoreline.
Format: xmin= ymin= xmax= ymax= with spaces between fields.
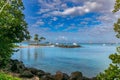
xmin=0 ymin=59 xmax=97 ymax=80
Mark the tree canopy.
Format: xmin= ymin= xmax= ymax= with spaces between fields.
xmin=0 ymin=0 xmax=29 ymax=67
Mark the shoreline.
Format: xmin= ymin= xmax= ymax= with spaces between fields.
xmin=1 ymin=59 xmax=97 ymax=80
xmin=18 ymin=44 xmax=81 ymax=48
xmin=18 ymin=45 xmax=55 ymax=48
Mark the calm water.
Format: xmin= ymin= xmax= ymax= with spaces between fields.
xmin=12 ymin=43 xmax=118 ymax=77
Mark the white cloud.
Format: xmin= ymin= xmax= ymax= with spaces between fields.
xmin=51 ymin=17 xmax=58 ymax=21
xmin=32 ymin=20 xmax=44 ymax=27
xmin=28 ymin=0 xmax=120 ymax=43
xmin=51 ymin=2 xmax=101 ymax=16
xmin=56 ymin=36 xmax=68 ymax=41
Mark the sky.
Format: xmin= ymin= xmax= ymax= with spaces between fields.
xmin=23 ymin=0 xmax=120 ymax=43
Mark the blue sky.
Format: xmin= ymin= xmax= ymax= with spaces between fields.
xmin=23 ymin=0 xmax=120 ymax=43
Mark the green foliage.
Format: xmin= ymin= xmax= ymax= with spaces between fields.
xmin=114 ymin=18 xmax=120 ymax=38
xmin=97 ymin=0 xmax=120 ymax=79
xmin=97 ymin=0 xmax=120 ymax=80
xmin=113 ymin=0 xmax=120 ymax=13
xmin=40 ymin=37 xmax=46 ymax=41
xmin=97 ymin=47 xmax=120 ymax=80
xmin=34 ymin=34 xmax=39 ymax=44
xmin=0 ymin=0 xmax=29 ymax=67
xmin=34 ymin=34 xmax=39 ymax=41
xmin=0 ymin=72 xmax=21 ymax=80
xmin=34 ymin=34 xmax=46 ymax=44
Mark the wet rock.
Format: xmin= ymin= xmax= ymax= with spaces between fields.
xmin=69 ymin=71 xmax=83 ymax=80
xmin=20 ymin=70 xmax=34 ymax=78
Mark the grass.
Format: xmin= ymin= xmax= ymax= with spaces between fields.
xmin=0 ymin=72 xmax=21 ymax=80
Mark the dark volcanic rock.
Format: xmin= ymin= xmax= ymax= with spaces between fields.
xmin=69 ymin=71 xmax=83 ymax=80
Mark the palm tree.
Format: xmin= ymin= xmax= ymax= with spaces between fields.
xmin=40 ymin=37 xmax=46 ymax=41
xmin=34 ymin=34 xmax=39 ymax=45
xmin=26 ymin=35 xmax=32 ymax=45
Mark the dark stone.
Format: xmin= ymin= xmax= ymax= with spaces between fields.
xmin=20 ymin=70 xmax=34 ymax=78
xmin=90 ymin=77 xmax=97 ymax=80
xmin=54 ymin=71 xmax=69 ymax=80
xmin=63 ymin=73 xmax=69 ymax=80
xmin=69 ymin=71 xmax=83 ymax=80
xmin=9 ymin=59 xmax=25 ymax=73
xmin=2 ymin=59 xmax=97 ymax=80
xmin=37 ymin=70 xmax=46 ymax=77
xmin=82 ymin=77 xmax=91 ymax=80
xmin=40 ymin=75 xmax=55 ymax=80
xmin=25 ymin=68 xmax=45 ymax=78
xmin=28 ymin=68 xmax=39 ymax=75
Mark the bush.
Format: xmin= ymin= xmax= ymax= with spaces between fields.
xmin=0 ymin=72 xmax=21 ymax=80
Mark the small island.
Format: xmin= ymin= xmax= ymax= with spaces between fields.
xmin=55 ymin=44 xmax=81 ymax=48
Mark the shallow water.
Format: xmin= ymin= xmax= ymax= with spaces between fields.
xmin=12 ymin=43 xmax=118 ymax=77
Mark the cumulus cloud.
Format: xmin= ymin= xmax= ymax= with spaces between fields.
xmin=51 ymin=1 xmax=101 ymax=16
xmin=27 ymin=0 xmax=120 ymax=43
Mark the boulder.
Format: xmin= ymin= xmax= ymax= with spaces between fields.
xmin=10 ymin=59 xmax=25 ymax=73
xmin=40 ymin=75 xmax=55 ymax=80
xmin=69 ymin=71 xmax=83 ymax=80
xmin=20 ymin=70 xmax=34 ymax=78
xmin=54 ymin=71 xmax=69 ymax=80
xmin=90 ymin=77 xmax=97 ymax=80
xmin=82 ymin=77 xmax=91 ymax=80
xmin=37 ymin=70 xmax=46 ymax=77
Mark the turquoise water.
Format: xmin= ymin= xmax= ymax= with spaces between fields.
xmin=12 ymin=43 xmax=118 ymax=77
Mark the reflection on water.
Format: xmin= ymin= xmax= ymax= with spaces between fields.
xmin=18 ymin=47 xmax=44 ymax=63
xmin=12 ymin=44 xmax=117 ymax=77
xmin=34 ymin=48 xmax=38 ymax=61
xmin=27 ymin=48 xmax=30 ymax=61
xmin=20 ymin=49 xmax=23 ymax=60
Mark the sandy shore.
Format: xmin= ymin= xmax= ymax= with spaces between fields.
xmin=18 ymin=45 xmax=55 ymax=48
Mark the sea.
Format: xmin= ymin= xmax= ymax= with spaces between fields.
xmin=11 ymin=43 xmax=119 ymax=77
